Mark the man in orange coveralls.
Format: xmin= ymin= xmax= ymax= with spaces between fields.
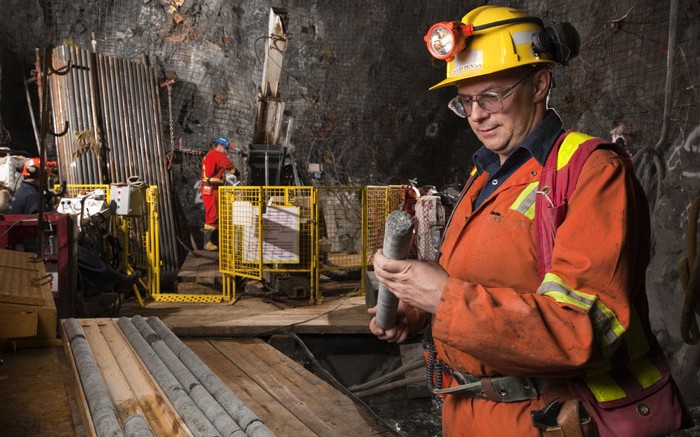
xmin=369 ymin=6 xmax=691 ymax=437
xmin=201 ymin=136 xmax=235 ymax=251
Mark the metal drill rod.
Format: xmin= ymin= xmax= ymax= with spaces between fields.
xmin=375 ymin=210 xmax=415 ymax=330
xmin=84 ymin=47 xmax=101 ymax=183
xmin=64 ymin=46 xmax=82 ymax=184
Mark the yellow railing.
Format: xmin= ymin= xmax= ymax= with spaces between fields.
xmin=58 ymin=184 xmax=160 ymax=305
xmin=217 ymin=185 xmax=405 ymax=303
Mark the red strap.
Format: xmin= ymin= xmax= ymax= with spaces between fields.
xmin=534 ymin=131 xmax=628 ymax=278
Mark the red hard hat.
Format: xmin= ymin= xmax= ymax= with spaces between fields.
xmin=22 ymin=158 xmax=42 ymax=177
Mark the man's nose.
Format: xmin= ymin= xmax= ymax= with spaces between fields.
xmin=468 ymin=101 xmax=489 ymax=121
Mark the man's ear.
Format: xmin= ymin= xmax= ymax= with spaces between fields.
xmin=532 ymin=69 xmax=552 ymax=104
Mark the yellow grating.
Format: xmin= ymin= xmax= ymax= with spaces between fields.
xmin=316 ymin=186 xmax=364 ymax=273
xmin=365 ymin=186 xmax=405 ymax=264
xmin=152 ymin=294 xmax=223 ymax=304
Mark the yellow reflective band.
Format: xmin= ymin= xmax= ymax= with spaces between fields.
xmin=509 ymin=181 xmax=538 ymax=219
xmin=538 ymin=273 xmax=626 ymax=356
xmin=557 ymin=132 xmax=596 ymax=171
xmin=626 ymin=355 xmax=663 ymax=389
xmin=470 ymin=166 xmax=477 ymax=177
xmin=584 ymin=372 xmax=627 ymax=402
xmin=592 ymin=300 xmax=626 ymax=356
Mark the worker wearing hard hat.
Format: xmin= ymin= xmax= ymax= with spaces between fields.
xmin=369 ymin=6 xmax=690 ymax=437
xmin=201 ymin=136 xmax=236 ymax=251
xmin=8 ymin=157 xmax=54 ymax=214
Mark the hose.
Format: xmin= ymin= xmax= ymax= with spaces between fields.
xmin=679 ymin=196 xmax=700 ymax=345
xmin=352 ymin=376 xmax=426 ymax=398
xmin=348 ymin=357 xmax=424 ymax=392
xmin=375 ymin=210 xmax=415 ymax=330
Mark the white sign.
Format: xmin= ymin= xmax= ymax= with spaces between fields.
xmin=233 ymin=202 xmax=300 ymax=263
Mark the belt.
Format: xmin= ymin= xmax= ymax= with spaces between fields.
xmin=434 ymin=369 xmax=542 ymax=403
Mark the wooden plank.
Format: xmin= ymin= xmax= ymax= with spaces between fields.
xmin=210 ymin=339 xmax=393 ymax=437
xmin=82 ymin=320 xmax=147 ymax=419
xmin=177 ymin=250 xmax=221 ymax=285
xmin=100 ymin=320 xmax=193 ymax=437
xmin=61 ymin=321 xmax=98 ymax=437
xmin=0 ymin=249 xmax=47 ymax=306
xmin=0 ymin=307 xmax=37 ymax=338
xmin=187 ymin=339 xmax=314 ymax=437
xmin=119 ymin=295 xmax=372 ymax=337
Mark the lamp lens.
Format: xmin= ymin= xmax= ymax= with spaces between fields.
xmin=430 ymin=26 xmax=454 ymax=57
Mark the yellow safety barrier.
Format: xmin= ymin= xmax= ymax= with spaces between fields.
xmin=217 ymin=185 xmax=406 ymax=304
xmin=219 ymin=186 xmax=315 ymax=302
xmin=58 ymin=184 xmax=159 ymax=305
xmin=61 ymin=184 xmax=408 ymax=306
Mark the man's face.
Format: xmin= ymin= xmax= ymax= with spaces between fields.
xmin=456 ymin=68 xmax=544 ymax=162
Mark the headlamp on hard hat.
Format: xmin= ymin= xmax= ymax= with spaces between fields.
xmin=424 ymin=16 xmax=544 ymax=63
xmin=424 ymin=21 xmax=475 ymax=62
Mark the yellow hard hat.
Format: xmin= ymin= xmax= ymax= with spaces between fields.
xmin=426 ymin=6 xmax=559 ymax=90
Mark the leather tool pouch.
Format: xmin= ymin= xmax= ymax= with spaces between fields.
xmin=532 ymin=399 xmax=598 ymax=437
xmin=202 ymin=185 xmax=213 ymax=196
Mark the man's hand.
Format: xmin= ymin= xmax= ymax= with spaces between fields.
xmin=373 ymin=249 xmax=447 ymax=314
xmin=368 ymin=303 xmax=410 ymax=343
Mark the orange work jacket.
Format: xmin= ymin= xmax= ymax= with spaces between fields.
xmin=406 ymin=131 xmax=680 ymax=436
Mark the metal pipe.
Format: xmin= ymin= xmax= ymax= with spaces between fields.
xmin=117 ymin=317 xmax=222 ymax=437
xmin=64 ymin=46 xmax=82 ymax=184
xmin=129 ymin=316 xmax=246 ymax=437
xmin=64 ymin=318 xmax=126 ymax=437
xmin=374 ymin=210 xmax=414 ymax=330
xmin=146 ymin=317 xmax=275 ymax=437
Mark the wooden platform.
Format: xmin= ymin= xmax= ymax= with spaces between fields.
xmin=176 ymin=250 xmax=222 ymax=286
xmin=49 ymin=318 xmax=392 ymax=436
xmin=120 ymin=286 xmax=372 ymax=337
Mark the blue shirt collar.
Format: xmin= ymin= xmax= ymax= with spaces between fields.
xmin=472 ymin=109 xmax=564 ymax=175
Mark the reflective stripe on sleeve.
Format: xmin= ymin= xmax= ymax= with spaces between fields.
xmin=537 ymin=273 xmax=626 ymax=357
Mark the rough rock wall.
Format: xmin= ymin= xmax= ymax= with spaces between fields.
xmin=1 ymin=0 xmax=699 ymax=407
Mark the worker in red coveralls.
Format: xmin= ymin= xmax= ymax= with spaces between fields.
xmin=201 ymin=136 xmax=235 ymax=251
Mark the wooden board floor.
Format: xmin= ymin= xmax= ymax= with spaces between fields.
xmin=5 ymin=318 xmax=392 ymax=436
xmin=119 ymin=286 xmax=373 ymax=337
xmin=188 ymin=338 xmax=393 ymax=436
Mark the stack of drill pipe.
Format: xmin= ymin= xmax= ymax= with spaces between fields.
xmin=63 ymin=318 xmax=127 ymax=437
xmin=374 ymin=210 xmax=415 ymax=330
xmin=48 ymin=45 xmax=180 ymax=271
xmin=118 ymin=316 xmax=275 ymax=437
xmin=146 ymin=317 xmax=275 ymax=437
